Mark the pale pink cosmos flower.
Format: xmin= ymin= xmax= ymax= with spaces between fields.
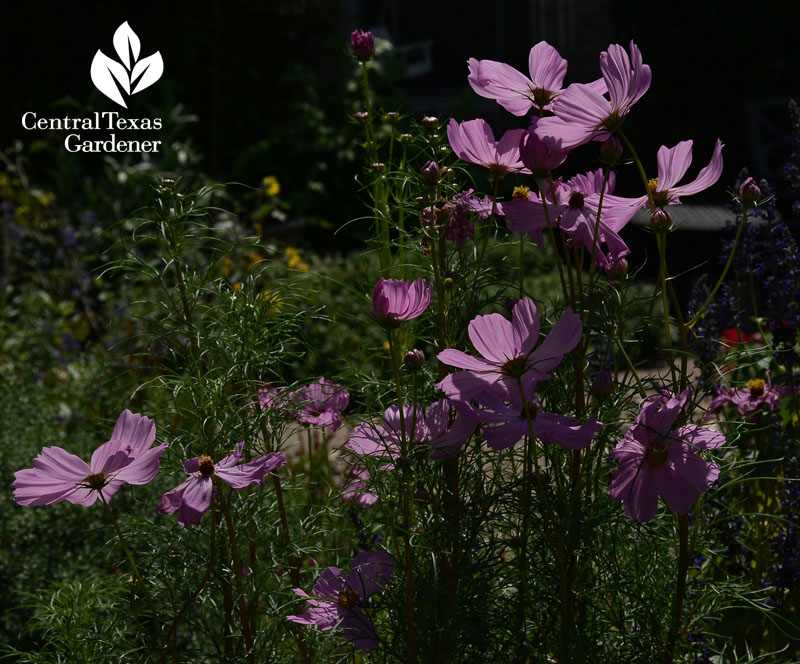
xmin=535 ymin=41 xmax=651 ymax=150
xmin=372 ymin=278 xmax=432 ymax=326
xmin=609 ymin=389 xmax=725 ymax=523
xmin=437 ymin=298 xmax=581 ymax=401
xmin=500 ymin=169 xmax=640 ymax=266
xmin=518 ymin=119 xmax=570 ymax=176
xmin=345 ymin=403 xmax=427 ymax=459
xmin=447 ymin=118 xmax=530 ymax=178
xmin=631 ymin=139 xmax=725 ymax=209
xmin=287 ymin=549 xmax=395 ymax=649
xmin=156 ymin=442 xmax=286 ymax=526
xmin=467 ymin=41 xmax=606 ymax=115
xmin=13 ymin=410 xmax=167 ymax=507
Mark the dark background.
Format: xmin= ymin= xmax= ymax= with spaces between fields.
xmin=3 ymin=0 xmax=800 ymax=243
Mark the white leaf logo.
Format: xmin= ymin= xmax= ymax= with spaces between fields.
xmin=90 ymin=22 xmax=163 ymax=108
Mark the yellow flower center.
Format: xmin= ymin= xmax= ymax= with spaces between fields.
xmin=501 ymin=356 xmax=528 ymax=378
xmin=198 ymin=455 xmax=215 ymax=478
xmin=338 ymin=588 xmax=360 ymax=608
xmin=747 ymin=378 xmax=766 ymax=397
xmin=512 ymin=186 xmax=531 ymax=200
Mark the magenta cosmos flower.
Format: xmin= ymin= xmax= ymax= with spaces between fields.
xmin=298 ymin=377 xmax=350 ymax=432
xmin=501 ymin=169 xmax=639 ymax=266
xmin=609 ymin=389 xmax=725 ymax=523
xmin=535 ymin=41 xmax=651 ymax=150
xmin=287 ymin=549 xmax=395 ymax=649
xmin=437 ymin=298 xmax=581 ymax=401
xmin=13 ymin=410 xmax=167 ymax=507
xmin=156 ymin=442 xmax=286 ymax=526
xmin=708 ymin=376 xmax=790 ymax=417
xmin=447 ymin=118 xmax=530 ymax=178
xmin=466 ymin=382 xmax=602 ymax=451
xmin=350 ymin=29 xmax=374 ymax=61
xmin=518 ymin=120 xmax=569 ymax=175
xmin=630 ymin=139 xmax=725 ymax=209
xmin=372 ymin=278 xmax=432 ymax=326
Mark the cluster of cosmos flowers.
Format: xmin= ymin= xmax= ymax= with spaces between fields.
xmin=13 ymin=31 xmax=795 ymax=655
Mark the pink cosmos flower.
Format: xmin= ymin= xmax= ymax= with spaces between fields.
xmin=466 ymin=382 xmax=602 ymax=451
xmin=345 ymin=403 xmax=427 ymax=459
xmin=437 ymin=298 xmax=581 ymax=401
xmin=13 ymin=410 xmax=167 ymax=507
xmin=518 ymin=120 xmax=569 ymax=175
xmin=500 ymin=170 xmax=640 ymax=266
xmin=424 ymin=398 xmax=479 ymax=459
xmin=467 ymin=41 xmax=607 ymax=115
xmin=298 ymin=377 xmax=350 ymax=432
xmin=535 ymin=41 xmax=651 ymax=150
xmin=372 ymin=278 xmax=432 ymax=326
xmin=156 ymin=442 xmax=286 ymax=526
xmin=708 ymin=376 xmax=790 ymax=417
xmin=630 ymin=139 xmax=725 ymax=209
xmin=609 ymin=389 xmax=725 ymax=523
xmin=257 ymin=385 xmax=303 ymax=417
xmin=287 ymin=549 xmax=395 ymax=649
xmin=447 ymin=119 xmax=530 ymax=177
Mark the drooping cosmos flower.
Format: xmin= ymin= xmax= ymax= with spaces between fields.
xmin=298 ymin=377 xmax=350 ymax=432
xmin=468 ymin=40 xmax=606 ymax=115
xmin=447 ymin=118 xmax=530 ymax=178
xmin=287 ymin=549 xmax=395 ymax=649
xmin=372 ymin=278 xmax=432 ymax=326
xmin=518 ymin=120 xmax=569 ymax=175
xmin=466 ymin=382 xmax=602 ymax=451
xmin=13 ymin=410 xmax=167 ymax=507
xmin=156 ymin=442 xmax=286 ymax=526
xmin=437 ymin=298 xmax=581 ymax=400
xmin=609 ymin=389 xmax=725 ymax=523
xmin=631 ymin=139 xmax=725 ymax=209
xmin=500 ymin=168 xmax=640 ymax=266
xmin=708 ymin=376 xmax=791 ymax=416
xmin=535 ymin=41 xmax=651 ymax=150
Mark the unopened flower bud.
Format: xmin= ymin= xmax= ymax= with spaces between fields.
xmin=739 ymin=177 xmax=761 ymax=207
xmin=421 ymin=116 xmax=439 ymax=132
xmin=385 ymin=111 xmax=400 ymax=123
xmin=504 ymin=297 xmax=519 ymax=311
xmin=398 ymin=133 xmax=414 ymax=144
xmin=604 ymin=256 xmax=628 ymax=281
xmin=591 ymin=370 xmax=614 ymax=399
xmin=404 ymin=349 xmax=425 ymax=368
xmin=413 ymin=488 xmax=430 ymax=501
xmin=350 ymin=29 xmax=375 ymax=61
xmin=600 ymin=136 xmax=624 ymax=165
xmin=354 ymin=111 xmax=369 ymax=121
xmin=649 ymin=208 xmax=672 ymax=232
xmin=371 ymin=162 xmax=385 ymax=172
xmin=421 ymin=160 xmax=440 ymax=183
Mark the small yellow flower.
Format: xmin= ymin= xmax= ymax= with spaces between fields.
xmin=262 ymin=175 xmax=281 ymax=197
xmin=288 ymin=254 xmax=301 ymax=269
xmin=233 ymin=282 xmax=243 ymax=291
xmin=285 ymin=246 xmax=299 ymax=256
xmin=297 ymin=262 xmax=310 ymax=272
xmin=222 ymin=256 xmax=232 ymax=276
xmin=382 ymin=341 xmax=391 ymax=352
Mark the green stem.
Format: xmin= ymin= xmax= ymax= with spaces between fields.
xmin=101 ymin=494 xmax=164 ymax=663
xmin=666 ymin=514 xmax=690 ymax=661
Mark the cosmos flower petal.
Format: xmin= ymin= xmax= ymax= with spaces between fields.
xmin=471 ymin=59 xmax=535 ymax=116
xmin=156 ymin=476 xmax=193 ymax=516
xmin=112 ymin=443 xmax=169 ymax=485
xmin=483 ymin=420 xmax=528 ymax=450
xmin=620 ymin=464 xmax=658 ymax=523
xmin=348 ymin=550 xmax=395 ymax=599
xmin=341 ymin=607 xmax=380 ymax=649
xmin=670 ymin=139 xmax=724 ymax=197
xmin=469 ymin=313 xmax=519 ymax=363
xmin=215 ymin=452 xmax=286 ymax=489
xmin=511 ymin=298 xmax=541 ymax=356
xmin=527 ymin=307 xmax=582 ymax=374
xmin=656 ymin=140 xmax=693 ymax=192
xmin=528 ymin=40 xmax=567 ymax=91
xmin=437 ymin=349 xmax=496 ymax=372
xmin=437 ymin=370 xmax=500 ymax=401
xmin=675 ymin=424 xmax=726 ymax=450
xmin=534 ymin=413 xmax=601 ymax=449
xmin=656 ymin=450 xmax=719 ymax=514
xmin=178 ymin=476 xmax=214 ymax=527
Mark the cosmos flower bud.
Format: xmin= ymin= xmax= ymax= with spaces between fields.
xmin=404 ymin=349 xmax=426 ymax=368
xmin=384 ymin=112 xmax=400 ymax=123
xmin=591 ymin=370 xmax=614 ymax=399
xmin=739 ymin=177 xmax=761 ymax=207
xmin=350 ymin=29 xmax=375 ymax=61
xmin=354 ymin=111 xmax=369 ymax=121
xmin=504 ymin=297 xmax=519 ymax=311
xmin=421 ymin=116 xmax=439 ymax=132
xmin=421 ymin=160 xmax=441 ymax=183
xmin=398 ymin=133 xmax=414 ymax=144
xmin=370 ymin=162 xmax=385 ymax=172
xmin=649 ymin=208 xmax=672 ymax=232
xmin=600 ymin=136 xmax=624 ymax=165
